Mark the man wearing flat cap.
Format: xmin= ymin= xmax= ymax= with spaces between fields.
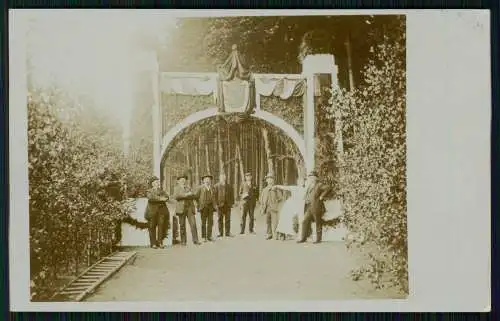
xmin=173 ymin=173 xmax=200 ymax=246
xmin=145 ymin=176 xmax=170 ymax=249
xmin=260 ymin=173 xmax=285 ymax=240
xmin=239 ymin=171 xmax=259 ymax=234
xmin=195 ymin=174 xmax=216 ymax=242
xmin=297 ymin=170 xmax=333 ymax=244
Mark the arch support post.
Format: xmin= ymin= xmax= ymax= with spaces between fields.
xmin=303 ymin=72 xmax=315 ymax=173
xmin=149 ymin=52 xmax=162 ymax=178
xmin=302 ymin=54 xmax=338 ymax=173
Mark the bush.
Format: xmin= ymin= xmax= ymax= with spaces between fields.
xmin=325 ymin=30 xmax=408 ymax=293
xmin=28 ymin=88 xmax=145 ymax=300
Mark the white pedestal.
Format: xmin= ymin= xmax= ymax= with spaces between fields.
xmin=120 ymin=198 xmax=149 ymax=247
xmin=322 ymin=223 xmax=348 ymax=242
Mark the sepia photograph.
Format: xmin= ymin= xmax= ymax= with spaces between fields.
xmin=22 ymin=11 xmax=408 ymax=302
xmin=9 ymin=9 xmax=491 ymax=312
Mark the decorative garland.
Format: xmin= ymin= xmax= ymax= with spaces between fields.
xmin=113 ymin=199 xmax=150 ymax=245
xmin=113 ymin=215 xmax=150 ymax=246
xmin=322 ymin=216 xmax=342 ymax=228
xmin=122 ymin=215 xmax=149 ymax=230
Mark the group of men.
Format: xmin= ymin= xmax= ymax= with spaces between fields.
xmin=144 ymin=169 xmax=331 ymax=248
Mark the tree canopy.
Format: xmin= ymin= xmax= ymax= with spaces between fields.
xmin=157 ymin=15 xmax=404 ymax=89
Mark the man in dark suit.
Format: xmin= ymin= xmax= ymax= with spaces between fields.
xmin=297 ymin=171 xmax=333 ymax=244
xmin=239 ymin=172 xmax=259 ymax=234
xmin=145 ymin=176 xmax=170 ymax=249
xmin=196 ymin=174 xmax=216 ymax=242
xmin=214 ymin=172 xmax=234 ymax=237
xmin=173 ymin=174 xmax=200 ymax=246
xmin=260 ymin=173 xmax=285 ymax=240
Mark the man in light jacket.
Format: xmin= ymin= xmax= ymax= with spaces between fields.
xmin=259 ymin=173 xmax=284 ymax=240
xmin=173 ymin=174 xmax=200 ymax=246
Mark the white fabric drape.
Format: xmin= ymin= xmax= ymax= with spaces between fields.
xmin=160 ymin=76 xmax=216 ymax=95
xmin=254 ymin=77 xmax=307 ymax=99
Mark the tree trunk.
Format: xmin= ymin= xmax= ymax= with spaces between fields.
xmin=75 ymin=228 xmax=79 ymax=275
xmin=345 ymin=33 xmax=355 ymax=91
xmin=296 ymin=155 xmax=305 ymax=183
xmin=205 ymin=144 xmax=210 ymax=175
xmin=217 ymin=125 xmax=224 ymax=175
xmin=233 ymin=138 xmax=239 ymax=200
xmin=195 ymin=137 xmax=200 ymax=186
xmin=253 ymin=128 xmax=259 ymax=185
xmin=285 ymin=158 xmax=290 ymax=185
xmin=261 ymin=126 xmax=274 ymax=175
xmin=280 ymin=141 xmax=285 ymax=184
xmin=259 ymin=135 xmax=265 ymax=191
xmin=165 ymin=162 xmax=170 ymax=194
xmin=235 ymin=138 xmax=245 ymax=181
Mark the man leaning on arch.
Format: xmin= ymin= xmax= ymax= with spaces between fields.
xmin=297 ymin=170 xmax=333 ymax=244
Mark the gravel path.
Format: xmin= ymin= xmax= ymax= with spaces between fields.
xmin=86 ymin=209 xmax=403 ymax=301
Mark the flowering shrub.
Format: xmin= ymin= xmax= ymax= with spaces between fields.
xmin=325 ymin=35 xmax=408 ymax=293
xmin=28 ymin=88 xmax=144 ymax=301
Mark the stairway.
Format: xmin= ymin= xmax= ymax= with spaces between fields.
xmin=52 ymin=251 xmax=137 ymax=302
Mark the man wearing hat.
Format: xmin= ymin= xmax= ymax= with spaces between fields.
xmin=297 ymin=170 xmax=333 ymax=244
xmin=239 ymin=171 xmax=259 ymax=234
xmin=259 ymin=173 xmax=285 ymax=240
xmin=213 ymin=172 xmax=234 ymax=237
xmin=145 ymin=176 xmax=170 ymax=249
xmin=195 ymin=174 xmax=216 ymax=242
xmin=173 ymin=173 xmax=200 ymax=246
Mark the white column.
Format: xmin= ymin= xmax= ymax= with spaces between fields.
xmin=150 ymin=52 xmax=161 ymax=177
xmin=304 ymin=73 xmax=315 ymax=173
xmin=302 ymin=54 xmax=336 ymax=173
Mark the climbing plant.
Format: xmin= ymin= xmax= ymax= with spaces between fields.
xmin=326 ymin=20 xmax=407 ymax=293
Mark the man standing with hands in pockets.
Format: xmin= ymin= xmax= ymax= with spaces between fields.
xmin=196 ymin=174 xmax=216 ymax=242
xmin=239 ymin=172 xmax=258 ymax=234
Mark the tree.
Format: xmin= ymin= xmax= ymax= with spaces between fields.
xmin=217 ymin=125 xmax=224 ymax=175
xmin=28 ymin=88 xmax=138 ymax=300
xmin=158 ymin=15 xmax=392 ymax=86
xmin=261 ymin=126 xmax=274 ymax=175
xmin=328 ymin=16 xmax=407 ymax=293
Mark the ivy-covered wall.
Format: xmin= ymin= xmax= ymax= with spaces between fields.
xmin=161 ymin=94 xmax=216 ymax=136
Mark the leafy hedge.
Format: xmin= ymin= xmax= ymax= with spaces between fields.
xmin=324 ymin=30 xmax=408 ymax=293
xmin=28 ymin=88 xmax=144 ymax=301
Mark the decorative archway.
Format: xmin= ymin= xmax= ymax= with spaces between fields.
xmin=147 ymin=46 xmax=341 ymax=178
xmin=159 ymin=107 xmax=306 ymax=168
